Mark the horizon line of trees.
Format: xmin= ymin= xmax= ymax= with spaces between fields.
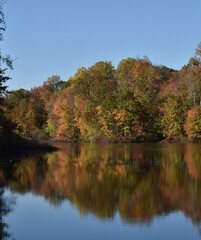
xmin=2 ymin=41 xmax=201 ymax=143
xmin=1 ymin=2 xmax=201 ymax=143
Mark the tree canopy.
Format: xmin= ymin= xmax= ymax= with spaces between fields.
xmin=2 ymin=41 xmax=201 ymax=143
xmin=1 ymin=0 xmax=201 ymax=143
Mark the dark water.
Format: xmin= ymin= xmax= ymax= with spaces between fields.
xmin=1 ymin=143 xmax=201 ymax=239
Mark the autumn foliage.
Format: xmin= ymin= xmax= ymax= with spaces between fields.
xmin=2 ymin=42 xmax=201 ymax=143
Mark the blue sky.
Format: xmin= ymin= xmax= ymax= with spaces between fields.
xmin=2 ymin=0 xmax=201 ymax=90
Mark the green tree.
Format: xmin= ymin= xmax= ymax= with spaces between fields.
xmin=0 ymin=2 xmax=14 ymax=147
xmin=115 ymin=58 xmax=168 ymax=141
xmin=161 ymin=95 xmax=186 ymax=140
xmin=0 ymin=2 xmax=12 ymax=98
xmin=4 ymin=89 xmax=31 ymax=137
xmin=43 ymin=75 xmax=65 ymax=92
xmin=195 ymin=41 xmax=201 ymax=63
xmin=29 ymin=87 xmax=48 ymax=129
xmin=72 ymin=61 xmax=116 ymax=141
xmin=0 ymin=69 xmax=9 ymax=99
xmin=187 ymin=42 xmax=201 ymax=67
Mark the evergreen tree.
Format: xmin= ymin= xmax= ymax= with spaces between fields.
xmin=0 ymin=1 xmax=12 ymax=98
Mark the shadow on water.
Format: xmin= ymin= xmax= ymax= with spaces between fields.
xmin=0 ymin=151 xmax=46 ymax=240
xmin=0 ymin=184 xmax=15 ymax=240
xmin=1 ymin=143 xmax=201 ymax=234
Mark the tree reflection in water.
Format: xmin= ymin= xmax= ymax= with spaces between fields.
xmin=0 ymin=184 xmax=15 ymax=240
xmin=2 ymin=143 xmax=201 ymax=232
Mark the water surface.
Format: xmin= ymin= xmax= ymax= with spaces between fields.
xmin=1 ymin=143 xmax=201 ymax=239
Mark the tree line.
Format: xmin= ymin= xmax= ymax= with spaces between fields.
xmin=2 ymin=46 xmax=201 ymax=143
xmin=1 ymin=3 xmax=201 ymax=144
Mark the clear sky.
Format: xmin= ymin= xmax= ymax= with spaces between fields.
xmin=2 ymin=0 xmax=201 ymax=90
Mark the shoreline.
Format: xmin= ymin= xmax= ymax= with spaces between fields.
xmin=0 ymin=137 xmax=199 ymax=153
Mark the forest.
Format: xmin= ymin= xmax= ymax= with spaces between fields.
xmin=1 ymin=4 xmax=201 ymax=146
xmin=1 ymin=48 xmax=201 ymax=145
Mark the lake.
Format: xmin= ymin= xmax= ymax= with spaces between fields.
xmin=1 ymin=143 xmax=201 ymax=239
